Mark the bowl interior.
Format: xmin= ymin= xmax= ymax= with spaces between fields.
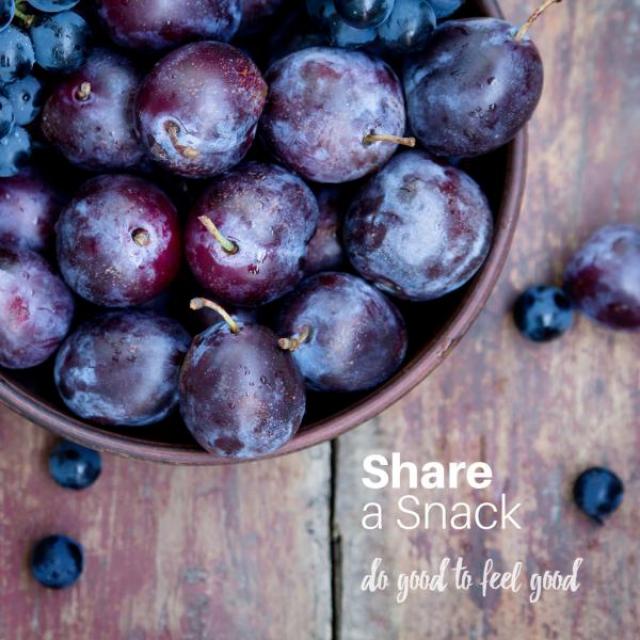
xmin=0 ymin=0 xmax=524 ymax=464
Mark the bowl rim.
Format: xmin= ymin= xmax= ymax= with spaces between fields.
xmin=0 ymin=0 xmax=527 ymax=466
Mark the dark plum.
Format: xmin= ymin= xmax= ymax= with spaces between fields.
xmin=304 ymin=187 xmax=345 ymax=275
xmin=41 ymin=49 xmax=145 ymax=170
xmin=0 ymin=246 xmax=74 ymax=369
xmin=573 ymin=467 xmax=624 ymax=524
xmin=261 ymin=47 xmax=410 ymax=184
xmin=0 ymin=0 xmax=14 ymax=32
xmin=377 ymin=0 xmax=436 ymax=53
xmin=56 ymin=175 xmax=182 ymax=308
xmin=404 ymin=17 xmax=545 ymax=157
xmin=26 ymin=0 xmax=79 ymax=12
xmin=429 ymin=0 xmax=463 ymax=19
xmin=0 ymin=173 xmax=64 ymax=252
xmin=179 ymin=315 xmax=305 ymax=459
xmin=2 ymin=75 xmax=43 ymax=125
xmin=136 ymin=42 xmax=267 ymax=179
xmin=0 ymin=126 xmax=30 ymax=177
xmin=185 ymin=162 xmax=319 ymax=307
xmin=30 ymin=11 xmax=91 ymax=73
xmin=0 ymin=26 xmax=35 ymax=83
xmin=335 ymin=0 xmax=394 ymax=28
xmin=55 ymin=312 xmax=191 ymax=426
xmin=513 ymin=285 xmax=574 ymax=342
xmin=48 ymin=440 xmax=101 ymax=490
xmin=564 ymin=224 xmax=640 ymax=330
xmin=0 ymin=95 xmax=14 ymax=139
xmin=276 ymin=272 xmax=407 ymax=392
xmin=31 ymin=535 xmax=83 ymax=590
xmin=96 ymin=0 xmax=241 ymax=50
xmin=344 ymin=151 xmax=493 ymax=301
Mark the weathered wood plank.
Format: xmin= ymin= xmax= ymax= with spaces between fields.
xmin=335 ymin=1 xmax=640 ymax=638
xmin=0 ymin=410 xmax=332 ymax=640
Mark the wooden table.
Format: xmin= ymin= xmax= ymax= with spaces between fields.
xmin=1 ymin=1 xmax=639 ymax=638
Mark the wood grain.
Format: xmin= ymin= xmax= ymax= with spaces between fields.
xmin=335 ymin=1 xmax=640 ymax=638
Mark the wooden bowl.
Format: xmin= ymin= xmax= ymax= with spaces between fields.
xmin=0 ymin=0 xmax=526 ymax=465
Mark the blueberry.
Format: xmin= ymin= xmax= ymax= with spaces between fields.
xmin=0 ymin=126 xmax=31 ymax=177
xmin=573 ymin=467 xmax=624 ymax=524
xmin=2 ymin=75 xmax=43 ymax=125
xmin=31 ymin=535 xmax=83 ymax=589
xmin=429 ymin=0 xmax=464 ymax=19
xmin=48 ymin=440 xmax=102 ymax=490
xmin=335 ymin=0 xmax=395 ymax=28
xmin=26 ymin=0 xmax=79 ymax=13
xmin=377 ymin=0 xmax=436 ymax=53
xmin=0 ymin=0 xmax=15 ymax=33
xmin=30 ymin=11 xmax=90 ymax=73
xmin=513 ymin=285 xmax=574 ymax=342
xmin=0 ymin=95 xmax=15 ymax=139
xmin=0 ymin=26 xmax=35 ymax=84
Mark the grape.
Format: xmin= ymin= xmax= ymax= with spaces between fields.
xmin=377 ymin=0 xmax=435 ymax=53
xmin=31 ymin=535 xmax=83 ymax=590
xmin=30 ymin=11 xmax=91 ymax=73
xmin=26 ymin=0 xmax=79 ymax=12
xmin=261 ymin=47 xmax=407 ymax=184
xmin=2 ymin=75 xmax=43 ymax=125
xmin=0 ymin=26 xmax=35 ymax=83
xmin=0 ymin=126 xmax=30 ymax=177
xmin=185 ymin=162 xmax=319 ymax=307
xmin=564 ymin=224 xmax=640 ymax=330
xmin=429 ymin=0 xmax=463 ymax=19
xmin=96 ymin=0 xmax=241 ymax=50
xmin=328 ymin=13 xmax=377 ymax=47
xmin=344 ymin=151 xmax=493 ymax=301
xmin=55 ymin=312 xmax=191 ymax=426
xmin=0 ymin=0 xmax=14 ymax=32
xmin=136 ymin=42 xmax=267 ymax=179
xmin=276 ymin=272 xmax=407 ymax=392
xmin=304 ymin=187 xmax=345 ymax=275
xmin=335 ymin=0 xmax=394 ymax=28
xmin=404 ymin=18 xmax=543 ymax=157
xmin=41 ymin=49 xmax=145 ymax=170
xmin=0 ymin=172 xmax=64 ymax=252
xmin=179 ymin=321 xmax=305 ymax=459
xmin=0 ymin=95 xmax=14 ymax=139
xmin=56 ymin=175 xmax=182 ymax=308
xmin=0 ymin=246 xmax=74 ymax=369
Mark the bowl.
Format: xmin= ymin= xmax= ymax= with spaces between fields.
xmin=0 ymin=0 xmax=526 ymax=465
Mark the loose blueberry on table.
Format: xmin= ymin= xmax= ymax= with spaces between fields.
xmin=31 ymin=534 xmax=83 ymax=589
xmin=49 ymin=440 xmax=102 ymax=490
xmin=573 ymin=467 xmax=624 ymax=524
xmin=513 ymin=286 xmax=574 ymax=342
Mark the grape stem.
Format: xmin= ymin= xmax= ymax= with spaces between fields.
xmin=198 ymin=216 xmax=239 ymax=255
xmin=75 ymin=82 xmax=92 ymax=101
xmin=190 ymin=298 xmax=240 ymax=335
xmin=515 ymin=0 xmax=562 ymax=41
xmin=363 ymin=132 xmax=416 ymax=148
xmin=164 ymin=121 xmax=200 ymax=160
xmin=278 ymin=326 xmax=311 ymax=352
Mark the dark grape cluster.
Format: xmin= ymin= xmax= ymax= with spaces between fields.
xmin=0 ymin=0 xmax=571 ymax=460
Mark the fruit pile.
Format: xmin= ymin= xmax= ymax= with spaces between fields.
xmin=0 ymin=0 xmax=575 ymax=460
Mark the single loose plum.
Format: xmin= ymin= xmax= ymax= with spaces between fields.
xmin=96 ymin=0 xmax=241 ymax=50
xmin=179 ymin=319 xmax=305 ymax=459
xmin=344 ymin=151 xmax=493 ymax=301
xmin=55 ymin=312 xmax=191 ymax=426
xmin=276 ymin=272 xmax=407 ymax=392
xmin=0 ymin=246 xmax=74 ymax=369
xmin=304 ymin=187 xmax=345 ymax=275
xmin=564 ymin=224 xmax=640 ymax=330
xmin=404 ymin=18 xmax=543 ymax=157
xmin=185 ymin=162 xmax=319 ymax=306
xmin=261 ymin=47 xmax=409 ymax=184
xmin=0 ymin=173 xmax=64 ymax=252
xmin=136 ymin=42 xmax=267 ymax=179
xmin=41 ymin=49 xmax=145 ymax=170
xmin=56 ymin=175 xmax=181 ymax=308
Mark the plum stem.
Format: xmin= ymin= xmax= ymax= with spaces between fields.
xmin=75 ymin=82 xmax=92 ymax=101
xmin=515 ymin=0 xmax=562 ymax=41
xmin=198 ymin=216 xmax=239 ymax=255
xmin=363 ymin=132 xmax=416 ymax=148
xmin=132 ymin=228 xmax=151 ymax=247
xmin=13 ymin=7 xmax=34 ymax=28
xmin=165 ymin=121 xmax=200 ymax=160
xmin=278 ymin=326 xmax=311 ymax=352
xmin=190 ymin=298 xmax=239 ymax=335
